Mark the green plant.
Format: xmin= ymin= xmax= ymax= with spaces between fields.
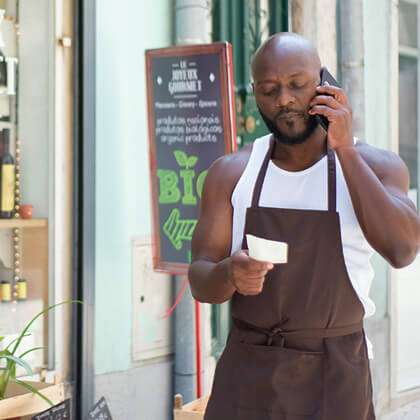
xmin=0 ymin=300 xmax=82 ymax=405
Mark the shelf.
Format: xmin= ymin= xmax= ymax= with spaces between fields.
xmin=0 ymin=218 xmax=47 ymax=229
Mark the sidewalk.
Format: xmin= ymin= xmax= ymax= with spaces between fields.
xmin=381 ymin=401 xmax=420 ymax=420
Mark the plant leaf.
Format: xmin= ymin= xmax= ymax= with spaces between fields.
xmin=0 ymin=300 xmax=82 ymax=401
xmin=0 ymin=370 xmax=8 ymax=399
xmin=0 ymin=336 xmax=4 ymax=342
xmin=12 ymin=379 xmax=54 ymax=406
xmin=174 ymin=150 xmax=188 ymax=167
xmin=187 ymin=156 xmax=198 ymax=168
xmin=19 ymin=346 xmax=45 ymax=359
xmin=0 ymin=353 xmax=33 ymax=376
xmin=9 ymin=361 xmax=16 ymax=379
xmin=5 ymin=333 xmax=32 ymax=352
xmin=10 ymin=300 xmax=83 ymax=355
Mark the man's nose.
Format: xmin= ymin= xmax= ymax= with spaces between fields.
xmin=275 ymin=88 xmax=295 ymax=107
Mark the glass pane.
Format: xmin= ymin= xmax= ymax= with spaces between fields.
xmin=399 ymin=1 xmax=418 ymax=49
xmin=0 ymin=0 xmax=61 ymax=380
xmin=399 ymin=56 xmax=418 ymax=191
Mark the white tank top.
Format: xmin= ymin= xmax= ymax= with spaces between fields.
xmin=230 ymin=134 xmax=376 ymax=359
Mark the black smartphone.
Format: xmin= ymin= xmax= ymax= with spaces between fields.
xmin=316 ymin=67 xmax=340 ymax=131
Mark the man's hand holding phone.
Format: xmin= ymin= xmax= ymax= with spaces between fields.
xmin=309 ymin=67 xmax=354 ymax=151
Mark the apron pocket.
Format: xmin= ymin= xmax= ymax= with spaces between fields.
xmin=234 ymin=341 xmax=324 ymax=416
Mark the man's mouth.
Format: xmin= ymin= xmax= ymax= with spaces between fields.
xmin=276 ymin=112 xmax=303 ymax=120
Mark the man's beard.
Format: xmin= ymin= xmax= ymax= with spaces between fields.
xmin=258 ymin=106 xmax=320 ymax=145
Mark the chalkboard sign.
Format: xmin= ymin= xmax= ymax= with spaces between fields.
xmin=87 ymin=397 xmax=113 ymax=420
xmin=146 ymin=43 xmax=236 ymax=274
xmin=32 ymin=399 xmax=71 ymax=420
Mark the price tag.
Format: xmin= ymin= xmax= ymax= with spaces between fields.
xmin=87 ymin=397 xmax=113 ymax=420
xmin=32 ymin=399 xmax=71 ymax=420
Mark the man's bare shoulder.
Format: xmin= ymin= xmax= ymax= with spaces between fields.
xmin=355 ymin=140 xmax=408 ymax=183
xmin=206 ymin=143 xmax=253 ymax=195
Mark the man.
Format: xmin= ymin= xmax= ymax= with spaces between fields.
xmin=188 ymin=32 xmax=420 ymax=420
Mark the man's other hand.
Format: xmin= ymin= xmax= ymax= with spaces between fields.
xmin=228 ymin=250 xmax=274 ymax=296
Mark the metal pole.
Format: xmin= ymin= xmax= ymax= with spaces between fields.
xmin=174 ymin=0 xmax=211 ymax=403
xmin=173 ymin=276 xmax=196 ymax=402
xmin=175 ymin=0 xmax=211 ymax=45
xmin=72 ymin=0 xmax=96 ymax=418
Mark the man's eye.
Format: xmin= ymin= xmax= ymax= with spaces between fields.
xmin=262 ymin=89 xmax=276 ymax=96
xmin=290 ymin=82 xmax=306 ymax=89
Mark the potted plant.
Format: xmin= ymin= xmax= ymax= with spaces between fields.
xmin=0 ymin=300 xmax=82 ymax=420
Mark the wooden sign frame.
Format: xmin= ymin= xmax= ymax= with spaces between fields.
xmin=146 ymin=42 xmax=236 ymax=274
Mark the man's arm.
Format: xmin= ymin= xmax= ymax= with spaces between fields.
xmin=188 ymin=155 xmax=237 ymax=303
xmin=188 ymin=149 xmax=273 ymax=303
xmin=337 ymin=142 xmax=420 ymax=268
xmin=310 ymin=83 xmax=420 ymax=268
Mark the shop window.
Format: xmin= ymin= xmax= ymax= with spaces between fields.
xmin=0 ymin=2 xmax=49 ymax=377
xmin=400 ymin=0 xmax=418 ymax=49
xmin=399 ymin=56 xmax=418 ymax=193
xmin=0 ymin=0 xmax=73 ymax=395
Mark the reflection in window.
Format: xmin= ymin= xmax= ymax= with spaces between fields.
xmin=399 ymin=0 xmax=418 ymax=49
xmin=399 ymin=56 xmax=418 ymax=191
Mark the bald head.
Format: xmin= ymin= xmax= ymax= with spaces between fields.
xmin=251 ymin=33 xmax=323 ymax=146
xmin=251 ymin=32 xmax=321 ymax=81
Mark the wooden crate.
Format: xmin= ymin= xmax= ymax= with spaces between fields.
xmin=0 ymin=381 xmax=65 ymax=420
xmin=173 ymin=394 xmax=209 ymax=420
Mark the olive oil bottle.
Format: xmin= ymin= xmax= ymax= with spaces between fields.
xmin=0 ymin=128 xmax=15 ymax=218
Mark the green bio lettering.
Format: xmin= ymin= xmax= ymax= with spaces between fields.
xmin=175 ymin=151 xmax=198 ymax=205
xmin=180 ymin=169 xmax=196 ymax=205
xmin=157 ymin=169 xmax=181 ymax=204
xmin=157 ymin=150 xmax=208 ymax=205
xmin=196 ymin=170 xmax=208 ymax=198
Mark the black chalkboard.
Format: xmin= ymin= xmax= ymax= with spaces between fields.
xmin=32 ymin=399 xmax=71 ymax=420
xmin=146 ymin=43 xmax=236 ymax=274
xmin=87 ymin=397 xmax=113 ymax=420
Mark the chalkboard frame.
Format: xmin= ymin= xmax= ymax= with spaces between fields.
xmin=145 ymin=42 xmax=236 ymax=274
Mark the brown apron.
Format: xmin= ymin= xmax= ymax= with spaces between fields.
xmin=204 ymin=137 xmax=375 ymax=420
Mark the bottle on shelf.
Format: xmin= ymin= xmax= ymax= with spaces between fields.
xmin=17 ymin=278 xmax=27 ymax=301
xmin=1 ymin=280 xmax=11 ymax=302
xmin=0 ymin=128 xmax=15 ymax=218
xmin=0 ymin=48 xmax=7 ymax=89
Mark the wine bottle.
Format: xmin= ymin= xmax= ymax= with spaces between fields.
xmin=1 ymin=280 xmax=11 ymax=302
xmin=0 ymin=49 xmax=7 ymax=88
xmin=0 ymin=128 xmax=15 ymax=218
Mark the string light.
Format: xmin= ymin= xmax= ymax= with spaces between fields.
xmin=10 ymin=3 xmax=22 ymax=304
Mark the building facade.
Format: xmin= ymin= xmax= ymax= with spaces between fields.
xmin=89 ymin=1 xmax=420 ymax=419
xmin=1 ymin=1 xmax=417 ymax=419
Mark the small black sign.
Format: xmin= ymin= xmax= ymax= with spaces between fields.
xmin=87 ymin=397 xmax=113 ymax=420
xmin=32 ymin=399 xmax=71 ymax=420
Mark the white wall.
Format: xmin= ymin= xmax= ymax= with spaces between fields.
xmin=95 ymin=0 xmax=172 ymax=374
xmin=95 ymin=2 xmax=174 ymax=417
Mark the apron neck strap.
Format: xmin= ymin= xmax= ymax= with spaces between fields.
xmin=327 ymin=147 xmax=337 ymax=212
xmin=251 ymin=136 xmax=275 ymax=207
xmin=251 ymin=136 xmax=337 ymax=213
